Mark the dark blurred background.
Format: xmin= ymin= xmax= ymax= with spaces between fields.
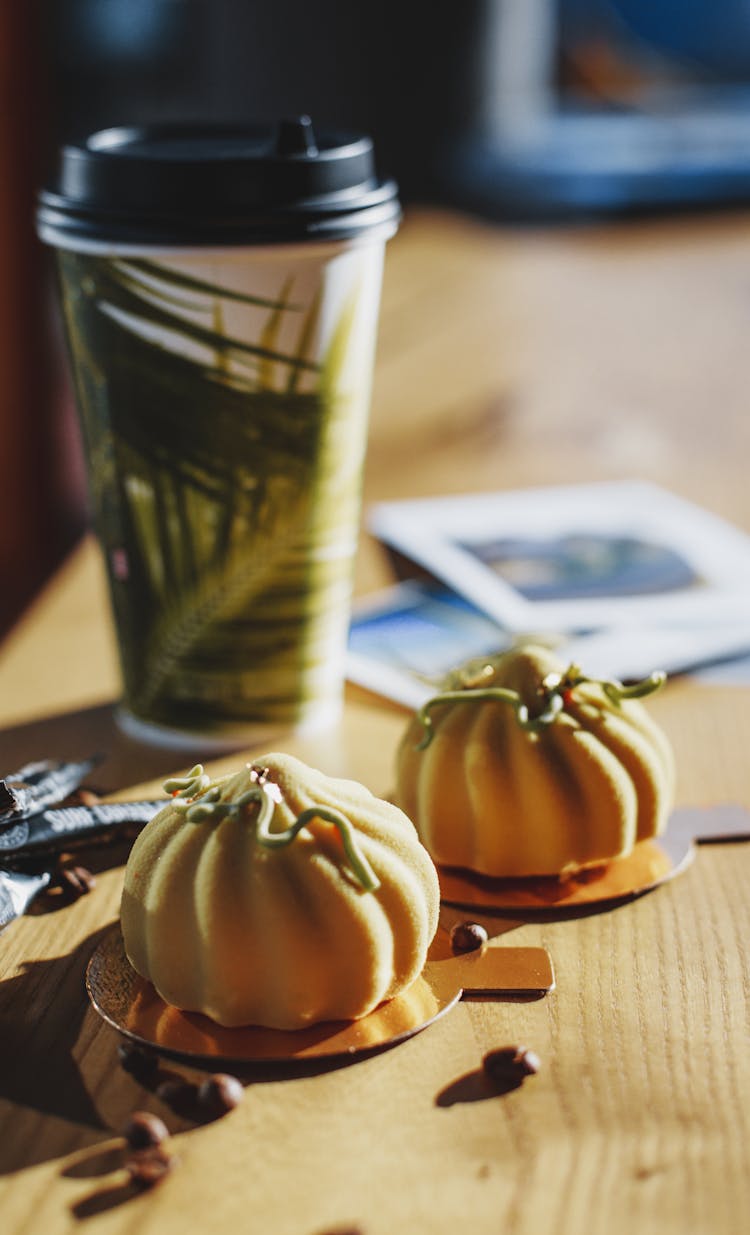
xmin=5 ymin=0 xmax=750 ymax=637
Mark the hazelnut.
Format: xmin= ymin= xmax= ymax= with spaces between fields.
xmin=450 ymin=921 xmax=488 ymax=953
xmin=196 ymin=1073 xmax=244 ymax=1119
xmin=122 ymin=1111 xmax=169 ymax=1150
xmin=56 ymin=857 xmax=96 ymax=898
xmin=483 ymin=1045 xmax=541 ymax=1089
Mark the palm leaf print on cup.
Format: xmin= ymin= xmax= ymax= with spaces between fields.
xmin=57 ymin=243 xmax=385 ymax=740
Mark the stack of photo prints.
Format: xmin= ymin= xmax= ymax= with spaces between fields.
xmin=347 ymin=481 xmax=750 ymax=709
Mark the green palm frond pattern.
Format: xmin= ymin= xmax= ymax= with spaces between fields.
xmin=58 ymin=249 xmax=375 ymax=732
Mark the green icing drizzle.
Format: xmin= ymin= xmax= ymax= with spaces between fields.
xmin=162 ymin=764 xmax=379 ymax=893
xmin=163 ymin=764 xmax=211 ymax=798
xmin=414 ymin=664 xmax=666 ymax=751
xmin=254 ymin=802 xmax=380 ymax=894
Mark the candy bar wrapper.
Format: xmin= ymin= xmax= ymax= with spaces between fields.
xmin=0 ymin=801 xmax=163 ymax=861
xmin=0 ymin=757 xmax=100 ymax=823
xmin=0 ymin=870 xmax=51 ymax=930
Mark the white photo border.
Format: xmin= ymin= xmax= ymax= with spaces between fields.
xmin=368 ymin=480 xmax=750 ymax=632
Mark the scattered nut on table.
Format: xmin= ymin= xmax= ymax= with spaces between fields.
xmin=450 ymin=921 xmax=488 ymax=953
xmin=122 ymin=1111 xmax=169 ymax=1150
xmin=483 ymin=1045 xmax=541 ymax=1088
xmin=196 ymin=1074 xmax=244 ymax=1119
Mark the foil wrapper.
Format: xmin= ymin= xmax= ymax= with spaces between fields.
xmin=0 ymin=869 xmax=51 ymax=930
xmin=0 ymin=755 xmax=166 ymax=928
xmin=0 ymin=757 xmax=100 ymax=824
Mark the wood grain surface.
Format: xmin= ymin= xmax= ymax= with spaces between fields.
xmin=1 ymin=209 xmax=750 ymax=1235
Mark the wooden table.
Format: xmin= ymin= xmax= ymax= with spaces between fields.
xmin=2 ymin=209 xmax=750 ymax=1234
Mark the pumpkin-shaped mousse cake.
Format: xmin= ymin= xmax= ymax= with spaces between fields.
xmin=121 ymin=753 xmax=440 ymax=1030
xmin=395 ymin=643 xmax=675 ymax=879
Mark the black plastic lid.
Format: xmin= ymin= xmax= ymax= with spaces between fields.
xmin=37 ymin=118 xmax=400 ymax=248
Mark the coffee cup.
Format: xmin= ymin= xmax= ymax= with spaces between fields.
xmin=38 ymin=117 xmax=399 ymax=745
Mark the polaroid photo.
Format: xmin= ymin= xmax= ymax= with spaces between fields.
xmin=368 ymin=480 xmax=750 ymax=634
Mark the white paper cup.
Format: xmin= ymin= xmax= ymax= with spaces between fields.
xmin=38 ymin=121 xmax=399 ymax=744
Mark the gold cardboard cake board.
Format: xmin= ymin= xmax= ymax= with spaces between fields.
xmin=438 ymin=839 xmax=675 ymax=912
xmin=437 ymin=805 xmax=750 ymax=914
xmin=86 ymin=925 xmax=554 ymax=1066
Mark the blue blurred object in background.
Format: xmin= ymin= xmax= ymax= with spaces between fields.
xmin=606 ymin=0 xmax=750 ymax=76
xmin=38 ymin=0 xmax=750 ymax=219
xmin=441 ymin=0 xmax=750 ymax=218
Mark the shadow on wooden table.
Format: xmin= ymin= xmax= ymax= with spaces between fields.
xmin=0 ymin=703 xmax=216 ymax=793
xmin=0 ymin=926 xmax=113 ymax=1175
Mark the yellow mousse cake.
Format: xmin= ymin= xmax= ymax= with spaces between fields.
xmin=121 ymin=753 xmax=440 ymax=1030
xmin=395 ymin=643 xmax=675 ymax=879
